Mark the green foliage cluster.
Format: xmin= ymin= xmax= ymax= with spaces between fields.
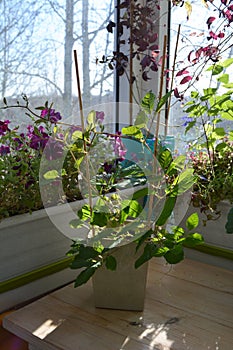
xmin=183 ymin=58 xmax=233 ymax=232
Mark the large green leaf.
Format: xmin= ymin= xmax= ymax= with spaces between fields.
xmin=156 ymin=196 xmax=176 ymax=226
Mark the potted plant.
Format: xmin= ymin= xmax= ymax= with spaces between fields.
xmin=35 ymin=90 xmax=203 ymax=311
xmin=176 ymin=58 xmax=233 ymax=259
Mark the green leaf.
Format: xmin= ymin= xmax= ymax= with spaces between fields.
xmin=156 ymin=196 xmax=177 ymax=226
xmin=121 ymin=126 xmax=143 ymax=139
xmin=91 ymin=211 xmax=108 ymax=226
xmin=190 ymin=91 xmax=199 ymax=98
xmin=186 ymin=212 xmax=199 ymax=230
xmin=74 ymin=263 xmax=101 ymax=287
xmin=87 ymin=110 xmax=95 ymax=125
xmin=217 ymin=74 xmax=229 ymax=84
xmin=185 ymin=120 xmax=196 ymax=133
xmin=184 ymin=233 xmax=204 ymax=247
xmin=220 ymin=111 xmax=233 ymax=120
xmin=69 ymin=218 xmax=83 ymax=228
xmin=141 ymin=91 xmax=155 ymax=113
xmin=164 ymin=245 xmax=184 ymax=264
xmin=72 ymin=130 xmax=83 ymax=141
xmin=155 ymin=90 xmax=173 ymax=113
xmin=121 ymin=199 xmax=142 ymax=218
xmin=105 ymin=255 xmax=117 ymax=270
xmin=225 ymin=207 xmax=233 ymax=234
xmin=158 ymin=149 xmax=173 ymax=170
xmin=135 ymin=243 xmax=158 ymax=269
xmin=43 ymin=170 xmax=59 ymax=180
xmin=78 ymin=205 xmax=91 ymax=220
xmin=134 ymin=110 xmax=148 ymax=128
xmin=167 ymin=155 xmax=186 ymax=175
xmin=207 ymin=65 xmax=223 ymax=75
xmin=222 ymin=58 xmax=233 ymax=68
xmin=168 ymin=168 xmax=195 ymax=196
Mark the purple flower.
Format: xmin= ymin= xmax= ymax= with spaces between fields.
xmin=40 ymin=108 xmax=62 ymax=124
xmin=27 ymin=125 xmax=49 ymax=150
xmin=182 ymin=116 xmax=194 ymax=127
xmin=0 ymin=145 xmax=10 ymax=155
xmin=96 ymin=111 xmax=105 ymax=123
xmin=113 ymin=132 xmax=127 ymax=160
xmin=0 ymin=120 xmax=10 ymax=135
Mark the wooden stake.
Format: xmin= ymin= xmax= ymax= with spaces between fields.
xmin=73 ymin=49 xmax=94 ymax=237
xmin=166 ymin=24 xmax=181 ymax=135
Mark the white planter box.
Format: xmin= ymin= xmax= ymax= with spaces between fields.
xmin=0 ymin=200 xmax=88 ymax=312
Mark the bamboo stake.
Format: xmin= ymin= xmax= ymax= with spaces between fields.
xmin=73 ymin=50 xmax=94 ymax=237
xmin=154 ymin=34 xmax=167 ymax=158
xmin=166 ymin=24 xmax=181 ymax=135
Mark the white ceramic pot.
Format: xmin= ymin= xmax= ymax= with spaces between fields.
xmin=92 ymin=242 xmax=148 ymax=311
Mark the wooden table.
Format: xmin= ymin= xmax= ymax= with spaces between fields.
xmin=3 ymin=258 xmax=233 ymax=350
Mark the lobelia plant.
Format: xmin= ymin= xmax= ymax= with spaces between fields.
xmin=182 ymin=58 xmax=233 ymax=233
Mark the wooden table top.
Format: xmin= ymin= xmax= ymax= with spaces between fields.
xmin=3 ymin=258 xmax=233 ymax=350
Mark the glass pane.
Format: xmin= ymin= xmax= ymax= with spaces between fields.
xmin=169 ymin=0 xmax=233 ymax=153
xmin=0 ymin=0 xmax=114 ymax=122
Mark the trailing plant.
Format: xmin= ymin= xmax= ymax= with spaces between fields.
xmin=0 ymin=97 xmax=83 ymax=220
xmin=183 ymin=58 xmax=233 ymax=232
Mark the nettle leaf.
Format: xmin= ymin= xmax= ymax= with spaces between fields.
xmin=156 ymin=90 xmax=173 ymax=113
xmin=209 ymin=65 xmax=224 ymax=75
xmin=225 ymin=207 xmax=233 ymax=234
xmin=121 ymin=126 xmax=143 ymax=139
xmin=43 ymin=170 xmax=60 ymax=180
xmin=105 ymin=255 xmax=117 ymax=270
xmin=141 ymin=91 xmax=155 ymax=113
xmin=186 ymin=212 xmax=199 ymax=230
xmin=184 ymin=233 xmax=204 ymax=247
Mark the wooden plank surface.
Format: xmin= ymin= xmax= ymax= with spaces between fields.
xmin=3 ymin=258 xmax=233 ymax=350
